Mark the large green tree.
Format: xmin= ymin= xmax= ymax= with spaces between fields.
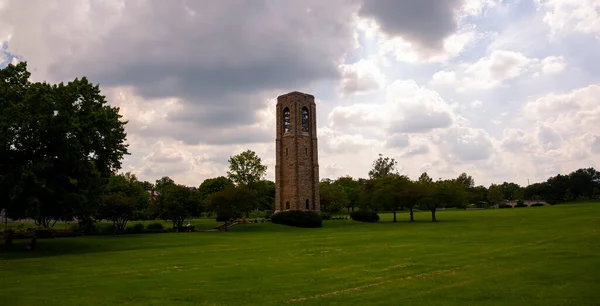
xmin=158 ymin=184 xmax=203 ymax=228
xmin=0 ymin=62 xmax=129 ymax=227
xmin=205 ymin=185 xmax=259 ymax=219
xmin=333 ymin=176 xmax=362 ymax=213
xmin=226 ymin=150 xmax=267 ymax=187
xmin=368 ymin=153 xmax=399 ymax=179
xmin=401 ymin=180 xmax=428 ymax=222
xmin=421 ymin=179 xmax=466 ymax=222
xmin=198 ymin=176 xmax=234 ymax=202
xmin=319 ymin=181 xmax=349 ymax=214
xmin=371 ymin=174 xmax=411 ymax=222
xmin=254 ymin=180 xmax=275 ymax=211
xmin=487 ymin=184 xmax=504 ymax=207
xmin=98 ymin=172 xmax=150 ymax=231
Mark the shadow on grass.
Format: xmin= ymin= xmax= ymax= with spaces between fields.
xmin=0 ymin=232 xmax=224 ymax=260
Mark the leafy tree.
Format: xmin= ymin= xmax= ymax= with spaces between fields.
xmin=456 ymin=173 xmax=475 ymax=189
xmin=227 ymin=149 xmax=267 ymax=187
xmin=421 ymin=179 xmax=466 ymax=222
xmin=99 ymin=172 xmax=150 ymax=225
xmin=500 ymin=182 xmax=523 ymax=201
xmin=255 ymin=180 xmax=275 ymax=211
xmin=319 ymin=181 xmax=349 ymax=214
xmin=205 ymin=185 xmax=259 ymax=218
xmin=0 ymin=62 xmax=129 ymax=228
xmin=418 ymin=172 xmax=433 ymax=184
xmin=333 ymin=176 xmax=362 ymax=213
xmin=469 ymin=185 xmax=488 ymax=206
xmin=199 ymin=176 xmax=234 ymax=198
xmin=139 ymin=180 xmax=154 ymax=191
xmin=358 ymin=178 xmax=378 ymax=211
xmin=368 ymin=153 xmax=398 ymax=179
xmin=372 ymin=174 xmax=410 ymax=222
xmin=98 ymin=193 xmax=136 ymax=233
xmin=155 ymin=176 xmax=176 ymax=192
xmin=158 ymin=184 xmax=202 ymax=228
xmin=487 ymin=184 xmax=504 ymax=207
xmin=401 ymin=180 xmax=428 ymax=222
xmin=568 ymin=168 xmax=599 ymax=199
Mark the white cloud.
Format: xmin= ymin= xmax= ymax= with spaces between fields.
xmin=338 ymin=58 xmax=386 ymax=95
xmin=329 ymin=80 xmax=455 ymax=134
xmin=434 ymin=124 xmax=496 ymax=163
xmin=431 ymin=70 xmax=457 ymax=84
xmin=524 ymin=84 xmax=600 ymax=138
xmin=379 ymin=25 xmax=479 ymax=64
xmin=432 ymin=50 xmax=535 ymax=91
xmin=541 ymin=55 xmax=566 ymax=75
xmin=471 ymin=100 xmax=483 ymax=108
xmin=536 ymin=0 xmax=600 ymax=39
xmin=318 ymin=126 xmax=383 ymax=154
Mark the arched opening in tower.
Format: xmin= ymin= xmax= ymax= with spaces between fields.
xmin=283 ymin=107 xmax=291 ymax=133
xmin=305 ymin=199 xmax=309 ymax=210
xmin=301 ymin=107 xmax=309 ymax=132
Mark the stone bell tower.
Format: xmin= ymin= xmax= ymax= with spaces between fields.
xmin=275 ymin=91 xmax=320 ymax=213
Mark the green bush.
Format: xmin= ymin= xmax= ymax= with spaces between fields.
xmin=132 ymin=223 xmax=145 ymax=233
xmin=263 ymin=210 xmax=274 ymax=220
xmin=271 ymin=210 xmax=322 ymax=228
xmin=147 ymin=222 xmax=164 ymax=230
xmin=320 ymin=212 xmax=332 ymax=220
xmin=350 ymin=210 xmax=380 ymax=222
xmin=36 ymin=227 xmax=55 ymax=238
xmin=96 ymin=223 xmax=117 ymax=235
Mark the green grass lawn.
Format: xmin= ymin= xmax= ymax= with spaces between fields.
xmin=1 ymin=204 xmax=599 ymax=305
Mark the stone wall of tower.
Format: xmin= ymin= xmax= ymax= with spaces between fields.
xmin=275 ymin=91 xmax=320 ymax=212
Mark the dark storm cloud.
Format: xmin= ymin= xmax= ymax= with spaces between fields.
xmin=43 ymin=0 xmax=359 ymax=144
xmin=137 ymin=121 xmax=272 ymax=146
xmin=48 ymin=0 xmax=357 ymax=100
xmin=358 ymin=0 xmax=464 ymax=51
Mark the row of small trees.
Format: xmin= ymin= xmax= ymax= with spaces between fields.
xmin=319 ymin=154 xmax=600 ymax=222
xmin=96 ymin=150 xmax=275 ymax=231
xmin=320 ymin=154 xmax=469 ymax=222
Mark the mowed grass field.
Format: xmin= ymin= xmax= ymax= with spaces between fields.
xmin=1 ymin=204 xmax=599 ymax=305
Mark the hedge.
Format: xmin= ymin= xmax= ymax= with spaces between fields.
xmin=271 ymin=210 xmax=322 ymax=228
xmin=350 ymin=210 xmax=380 ymax=222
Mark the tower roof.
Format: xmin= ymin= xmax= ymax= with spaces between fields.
xmin=277 ymin=91 xmax=314 ymax=99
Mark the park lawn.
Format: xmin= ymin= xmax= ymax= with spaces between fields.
xmin=1 ymin=204 xmax=599 ymax=305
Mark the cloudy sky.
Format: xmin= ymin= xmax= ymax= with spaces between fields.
xmin=1 ymin=0 xmax=599 ymax=188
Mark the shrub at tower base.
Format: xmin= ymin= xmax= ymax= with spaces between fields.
xmin=271 ymin=210 xmax=322 ymax=228
xmin=350 ymin=210 xmax=380 ymax=222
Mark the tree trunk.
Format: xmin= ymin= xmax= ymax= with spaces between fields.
xmin=409 ymin=207 xmax=414 ymax=222
xmin=392 ymin=208 xmax=397 ymax=222
xmin=27 ymin=236 xmax=37 ymax=251
xmin=4 ymin=233 xmax=13 ymax=247
xmin=431 ymin=209 xmax=437 ymax=222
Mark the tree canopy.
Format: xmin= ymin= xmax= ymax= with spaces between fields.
xmin=226 ymin=150 xmax=267 ymax=187
xmin=0 ymin=62 xmax=129 ymax=227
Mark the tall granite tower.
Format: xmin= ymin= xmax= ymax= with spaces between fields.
xmin=275 ymin=91 xmax=320 ymax=212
